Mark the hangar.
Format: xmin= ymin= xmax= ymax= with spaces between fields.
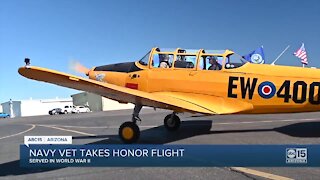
xmin=71 ymin=92 xmax=134 ymax=112
xmin=0 ymin=92 xmax=134 ymax=118
xmin=1 ymin=98 xmax=73 ymax=117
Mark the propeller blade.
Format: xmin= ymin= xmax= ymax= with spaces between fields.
xmin=69 ymin=60 xmax=90 ymax=75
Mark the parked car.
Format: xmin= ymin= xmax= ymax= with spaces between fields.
xmin=0 ymin=113 xmax=10 ymax=118
xmin=72 ymin=106 xmax=90 ymax=113
xmin=61 ymin=105 xmax=76 ymax=114
xmin=49 ymin=108 xmax=62 ymax=115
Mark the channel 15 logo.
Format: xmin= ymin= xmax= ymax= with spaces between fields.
xmin=286 ymin=148 xmax=307 ymax=163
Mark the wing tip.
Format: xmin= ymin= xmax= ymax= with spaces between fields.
xmin=18 ymin=66 xmax=26 ymax=76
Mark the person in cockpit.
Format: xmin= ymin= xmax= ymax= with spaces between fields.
xmin=159 ymin=54 xmax=170 ymax=68
xmin=208 ymin=56 xmax=222 ymax=70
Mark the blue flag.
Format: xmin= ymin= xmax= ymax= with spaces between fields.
xmin=243 ymin=46 xmax=265 ymax=64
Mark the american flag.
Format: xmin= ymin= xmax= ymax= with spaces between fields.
xmin=294 ymin=43 xmax=308 ymax=65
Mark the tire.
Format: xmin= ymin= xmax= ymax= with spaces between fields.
xmin=119 ymin=121 xmax=140 ymax=144
xmin=164 ymin=114 xmax=181 ymax=131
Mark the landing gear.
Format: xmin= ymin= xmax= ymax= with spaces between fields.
xmin=164 ymin=113 xmax=181 ymax=131
xmin=118 ymin=104 xmax=142 ymax=144
xmin=118 ymin=105 xmax=181 ymax=143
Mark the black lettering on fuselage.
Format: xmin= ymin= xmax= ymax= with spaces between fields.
xmin=240 ymin=77 xmax=257 ymax=100
xmin=228 ymin=76 xmax=239 ymax=98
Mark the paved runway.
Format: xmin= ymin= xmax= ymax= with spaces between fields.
xmin=1 ymin=109 xmax=320 ymax=180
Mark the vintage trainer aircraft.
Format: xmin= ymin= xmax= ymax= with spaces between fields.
xmin=19 ymin=47 xmax=320 ymax=143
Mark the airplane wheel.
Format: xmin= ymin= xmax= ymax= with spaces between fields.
xmin=119 ymin=121 xmax=140 ymax=144
xmin=164 ymin=114 xmax=181 ymax=131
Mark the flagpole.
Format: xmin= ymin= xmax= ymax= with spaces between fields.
xmin=271 ymin=45 xmax=290 ymax=65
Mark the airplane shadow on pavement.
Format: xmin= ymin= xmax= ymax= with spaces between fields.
xmin=88 ymin=120 xmax=214 ymax=144
xmin=79 ymin=120 xmax=320 ymax=144
xmin=275 ymin=121 xmax=320 ymax=137
xmin=1 ymin=120 xmax=320 ymax=177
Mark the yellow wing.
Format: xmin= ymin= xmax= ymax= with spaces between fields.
xmin=152 ymin=92 xmax=253 ymax=114
xmin=18 ymin=66 xmax=253 ymax=115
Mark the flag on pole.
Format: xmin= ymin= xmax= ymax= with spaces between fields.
xmin=243 ymin=46 xmax=265 ymax=64
xmin=294 ymin=43 xmax=308 ymax=65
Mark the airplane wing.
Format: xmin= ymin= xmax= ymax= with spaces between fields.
xmin=151 ymin=92 xmax=253 ymax=114
xmin=18 ymin=66 xmax=253 ymax=115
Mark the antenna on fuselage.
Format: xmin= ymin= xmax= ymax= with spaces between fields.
xmin=271 ymin=45 xmax=290 ymax=65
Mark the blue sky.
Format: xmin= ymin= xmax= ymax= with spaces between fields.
xmin=1 ymin=0 xmax=320 ymax=103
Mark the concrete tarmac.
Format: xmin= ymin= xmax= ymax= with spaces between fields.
xmin=0 ymin=109 xmax=320 ymax=180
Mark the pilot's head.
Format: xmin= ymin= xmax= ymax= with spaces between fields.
xmin=209 ymin=56 xmax=218 ymax=64
xmin=162 ymin=54 xmax=169 ymax=61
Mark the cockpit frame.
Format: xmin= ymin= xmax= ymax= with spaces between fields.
xmin=137 ymin=47 xmax=243 ymax=71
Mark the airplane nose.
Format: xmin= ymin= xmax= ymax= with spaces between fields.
xmin=88 ymin=68 xmax=98 ymax=80
xmin=89 ymin=62 xmax=142 ymax=85
xmin=88 ymin=68 xmax=108 ymax=82
xmin=86 ymin=67 xmax=95 ymax=76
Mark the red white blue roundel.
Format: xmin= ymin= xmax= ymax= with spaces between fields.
xmin=258 ymin=81 xmax=276 ymax=99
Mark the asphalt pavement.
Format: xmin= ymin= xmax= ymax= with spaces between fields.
xmin=0 ymin=108 xmax=320 ymax=180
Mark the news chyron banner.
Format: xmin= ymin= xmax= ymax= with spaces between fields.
xmin=21 ymin=136 xmax=320 ymax=167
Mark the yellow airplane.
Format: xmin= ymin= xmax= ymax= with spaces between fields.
xmin=18 ymin=47 xmax=320 ymax=143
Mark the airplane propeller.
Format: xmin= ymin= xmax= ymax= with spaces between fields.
xmin=69 ymin=60 xmax=90 ymax=76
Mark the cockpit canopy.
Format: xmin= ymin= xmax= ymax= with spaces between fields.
xmin=138 ymin=47 xmax=247 ymax=70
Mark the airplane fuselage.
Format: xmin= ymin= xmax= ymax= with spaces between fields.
xmin=91 ymin=62 xmax=320 ymax=114
xmin=18 ymin=47 xmax=320 ymax=143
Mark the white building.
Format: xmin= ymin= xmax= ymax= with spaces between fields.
xmin=71 ymin=92 xmax=134 ymax=112
xmin=1 ymin=98 xmax=73 ymax=117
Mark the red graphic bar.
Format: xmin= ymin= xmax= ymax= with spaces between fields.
xmin=125 ymin=83 xmax=138 ymax=89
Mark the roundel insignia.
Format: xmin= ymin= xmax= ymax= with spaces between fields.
xmin=258 ymin=81 xmax=276 ymax=99
xmin=251 ymin=54 xmax=264 ymax=64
